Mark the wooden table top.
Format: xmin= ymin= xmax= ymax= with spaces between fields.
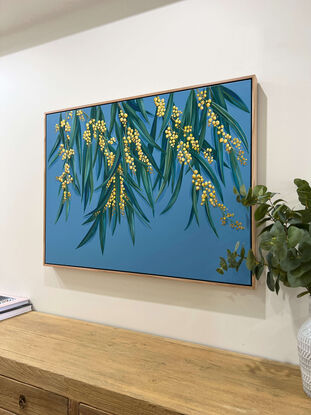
xmin=0 ymin=311 xmax=310 ymax=415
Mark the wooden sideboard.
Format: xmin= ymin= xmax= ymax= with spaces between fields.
xmin=0 ymin=312 xmax=310 ymax=415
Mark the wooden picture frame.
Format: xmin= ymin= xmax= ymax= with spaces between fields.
xmin=44 ymin=74 xmax=257 ymax=288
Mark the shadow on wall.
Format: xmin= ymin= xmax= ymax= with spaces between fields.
xmin=44 ymin=83 xmax=268 ymax=320
xmin=0 ymin=0 xmax=183 ymax=56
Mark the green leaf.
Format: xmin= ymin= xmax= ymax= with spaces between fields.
xmin=246 ymin=250 xmax=257 ymax=270
xmin=255 ymin=204 xmax=269 ymax=221
xmin=125 ymin=205 xmax=135 ymax=244
xmin=221 ymin=86 xmax=250 ymax=113
xmin=158 ymin=93 xmax=174 ymax=138
xmin=48 ymin=133 xmax=61 ymax=162
xmin=161 ymin=164 xmax=184 ymax=214
xmin=191 ymin=152 xmax=224 ymax=202
xmin=77 ymin=217 xmax=100 ymax=248
xmin=192 ymin=186 xmax=199 ymax=226
xmin=294 ymin=178 xmax=311 ymax=209
xmin=297 ymin=291 xmax=310 ymax=298
xmin=109 ymin=103 xmax=118 ymax=135
xmin=55 ymin=198 xmax=64 ymax=223
xmin=137 ymin=98 xmax=149 ymax=123
xmin=204 ymin=201 xmax=218 ymax=236
xmin=288 ymin=226 xmax=305 ymax=248
xmin=260 ymin=221 xmax=287 ymax=260
xmin=140 ymin=167 xmax=154 ymax=214
xmin=212 ymin=126 xmax=225 ymax=185
xmin=267 ymin=271 xmax=275 ymax=291
xmin=219 ymin=257 xmax=228 ymax=271
xmin=211 ymin=101 xmax=249 ymax=150
xmin=99 ymin=213 xmax=107 ymax=254
xmin=122 ymin=102 xmax=161 ymax=150
xmin=229 ymin=151 xmax=244 ymax=194
xmin=157 ymin=141 xmax=173 ymax=200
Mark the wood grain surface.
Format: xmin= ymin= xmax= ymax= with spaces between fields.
xmin=0 ymin=312 xmax=310 ymax=415
xmin=0 ymin=374 xmax=67 ymax=415
xmin=80 ymin=404 xmax=111 ymax=415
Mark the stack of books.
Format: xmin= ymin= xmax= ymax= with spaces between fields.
xmin=0 ymin=293 xmax=32 ymax=321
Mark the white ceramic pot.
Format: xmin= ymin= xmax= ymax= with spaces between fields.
xmin=298 ymin=295 xmax=311 ymax=398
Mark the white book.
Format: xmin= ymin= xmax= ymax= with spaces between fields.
xmin=0 ymin=304 xmax=32 ymax=321
xmin=0 ymin=292 xmax=30 ymax=312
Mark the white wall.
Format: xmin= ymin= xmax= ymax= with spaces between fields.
xmin=1 ymin=0 xmax=311 ymax=364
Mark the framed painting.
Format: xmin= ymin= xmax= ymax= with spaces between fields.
xmin=44 ymin=75 xmax=257 ymax=287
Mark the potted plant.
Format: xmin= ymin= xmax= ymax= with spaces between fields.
xmin=217 ymin=178 xmax=311 ymax=397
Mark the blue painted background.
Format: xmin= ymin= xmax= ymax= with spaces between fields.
xmin=45 ymin=79 xmax=252 ymax=285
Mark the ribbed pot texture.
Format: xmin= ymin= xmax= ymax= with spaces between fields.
xmin=297 ymin=296 xmax=311 ymax=398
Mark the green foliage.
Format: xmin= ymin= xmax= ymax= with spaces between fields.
xmin=217 ymin=181 xmax=311 ymax=297
xmin=49 ymin=85 xmax=251 ymax=254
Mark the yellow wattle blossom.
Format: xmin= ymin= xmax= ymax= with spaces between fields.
xmin=105 ymin=165 xmax=128 ymax=215
xmin=59 ymin=144 xmax=75 ymax=161
xmin=230 ymin=220 xmax=245 ymax=230
xmin=183 ymin=125 xmax=192 ymax=137
xmin=165 ymin=126 xmax=178 ymax=147
xmin=172 ymin=105 xmax=182 ymax=128
xmin=119 ymin=110 xmax=128 ymax=127
xmin=83 ymin=119 xmax=106 ymax=146
xmin=126 ymin=127 xmax=152 ymax=172
xmin=204 ymin=147 xmax=214 ymax=164
xmin=177 ymin=140 xmax=192 ymax=165
xmin=154 ymin=96 xmax=165 ymax=117
xmin=196 ymin=90 xmax=248 ymax=166
xmin=56 ymin=160 xmax=73 ymax=202
xmin=186 ymin=133 xmax=200 ymax=152
xmin=76 ymin=110 xmax=85 ymax=121
xmin=123 ymin=133 xmax=136 ymax=173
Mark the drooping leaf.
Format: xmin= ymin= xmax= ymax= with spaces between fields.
xmin=211 ymin=101 xmax=249 ymax=150
xmin=221 ymin=86 xmax=250 ymax=113
xmin=161 ymin=164 xmax=184 ymax=214
xmin=99 ymin=213 xmax=107 ymax=254
xmin=77 ymin=217 xmax=100 ymax=249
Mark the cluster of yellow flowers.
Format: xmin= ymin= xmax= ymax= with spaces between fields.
xmin=192 ymin=171 xmax=205 ymax=191
xmin=119 ymin=110 xmax=128 ymax=127
xmin=165 ymin=126 xmax=178 ymax=147
xmin=183 ymin=125 xmax=192 ymax=136
xmin=56 ymin=163 xmax=73 ymax=201
xmin=123 ymin=133 xmax=136 ymax=172
xmin=125 ymin=127 xmax=152 ymax=172
xmin=59 ymin=144 xmax=75 ymax=161
xmin=104 ymin=165 xmax=128 ymax=215
xmin=83 ymin=119 xmax=107 ymax=145
xmin=105 ymin=175 xmax=116 ymax=210
xmin=67 ymin=111 xmax=73 ymax=120
xmin=197 ymin=90 xmax=248 ymax=166
xmin=83 ymin=127 xmax=91 ymax=145
xmin=154 ymin=96 xmax=165 ymax=117
xmin=231 ymin=137 xmax=247 ymax=166
xmin=230 ymin=220 xmax=244 ymax=230
xmin=106 ymin=149 xmax=116 ymax=167
xmin=190 ymin=169 xmax=243 ymax=229
xmin=220 ymin=211 xmax=234 ymax=226
xmin=55 ymin=119 xmax=71 ymax=132
xmin=197 ymin=90 xmax=212 ymax=110
xmin=118 ymin=166 xmax=127 ymax=215
xmin=177 ymin=140 xmax=192 ymax=165
xmin=186 ymin=133 xmax=200 ymax=152
xmin=203 ymin=147 xmax=214 ymax=164
xmin=76 ymin=110 xmax=85 ymax=121
xmin=171 ymin=105 xmax=182 ymax=128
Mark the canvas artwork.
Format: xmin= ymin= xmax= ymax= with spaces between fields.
xmin=45 ymin=75 xmax=256 ymax=286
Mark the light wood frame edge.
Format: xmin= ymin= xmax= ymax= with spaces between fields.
xmin=43 ymin=74 xmax=258 ymax=290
